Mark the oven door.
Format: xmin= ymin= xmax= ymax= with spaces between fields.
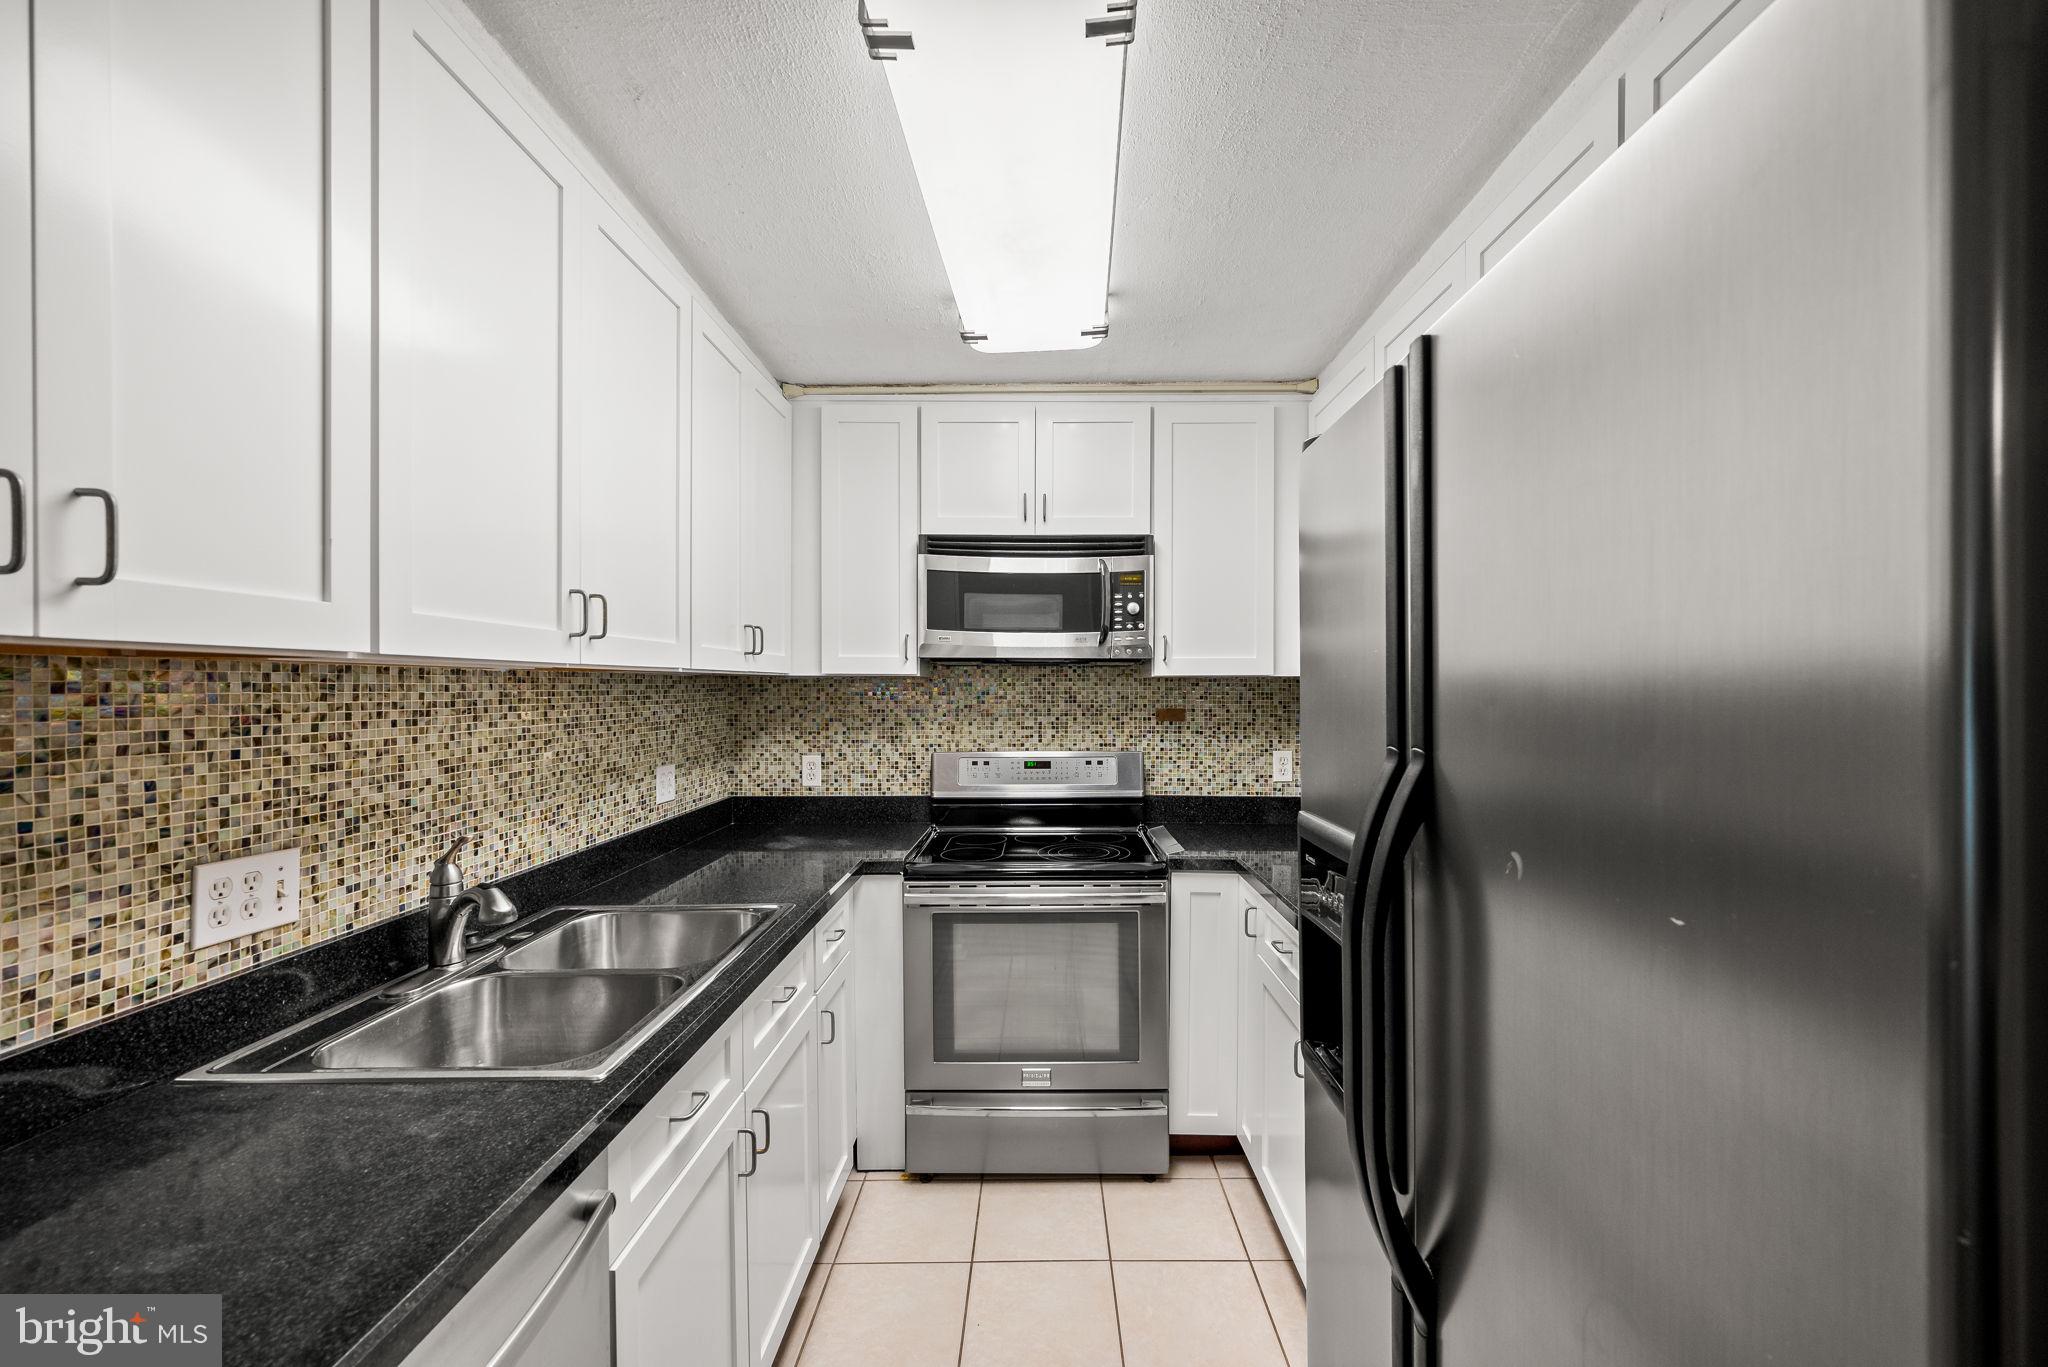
xmin=920 ymin=553 xmax=1152 ymax=661
xmin=904 ymin=881 xmax=1169 ymax=1093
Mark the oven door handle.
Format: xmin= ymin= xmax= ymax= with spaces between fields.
xmin=904 ymin=887 xmax=1167 ymax=910
xmin=905 ymin=1099 xmax=1167 ymax=1119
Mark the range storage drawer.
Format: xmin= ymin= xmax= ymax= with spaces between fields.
xmin=905 ymin=1092 xmax=1168 ymax=1176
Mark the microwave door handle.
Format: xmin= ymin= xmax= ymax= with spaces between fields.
xmin=1099 ymin=558 xmax=1111 ymax=645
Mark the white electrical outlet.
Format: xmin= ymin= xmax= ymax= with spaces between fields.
xmin=655 ymin=764 xmax=677 ymax=804
xmin=1273 ymin=749 xmax=1295 ymax=784
xmin=191 ymin=848 xmax=300 ymax=949
xmin=801 ymin=754 xmax=823 ymax=789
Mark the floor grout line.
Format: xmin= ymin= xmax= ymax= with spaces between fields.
xmin=1101 ymin=1177 xmax=1129 ymax=1367
xmin=954 ymin=1180 xmax=984 ymax=1367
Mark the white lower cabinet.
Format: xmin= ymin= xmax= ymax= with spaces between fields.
xmin=814 ymin=955 xmax=858 ymax=1219
xmin=1169 ymin=872 xmax=1242 ymax=1134
xmin=744 ymin=1000 xmax=821 ymax=1367
xmin=613 ymin=1094 xmax=751 ymax=1367
xmin=1249 ymin=951 xmax=1306 ymax=1269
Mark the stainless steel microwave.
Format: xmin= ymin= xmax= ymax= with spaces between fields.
xmin=918 ymin=536 xmax=1154 ymax=663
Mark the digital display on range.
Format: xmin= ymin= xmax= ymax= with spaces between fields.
xmin=1023 ymin=760 xmax=1050 ymax=769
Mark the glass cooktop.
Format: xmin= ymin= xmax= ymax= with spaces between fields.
xmin=904 ymin=826 xmax=1164 ymax=878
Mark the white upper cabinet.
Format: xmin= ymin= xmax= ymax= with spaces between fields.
xmin=820 ymin=404 xmax=919 ymax=675
xmin=1623 ymin=0 xmax=1774 ymax=137
xmin=739 ymin=373 xmax=794 ymax=673
xmin=690 ymin=306 xmax=749 ymax=671
xmin=0 ymin=1 xmax=31 ymax=637
xmin=920 ymin=404 xmax=1035 ymax=535
xmin=1152 ymin=404 xmax=1275 ymax=676
xmin=377 ymin=0 xmax=581 ymax=663
xmin=920 ymin=403 xmax=1152 ymax=537
xmin=575 ymin=203 xmax=690 ymax=669
xmin=31 ymin=0 xmax=371 ymax=652
xmin=1035 ymin=404 xmax=1151 ymax=535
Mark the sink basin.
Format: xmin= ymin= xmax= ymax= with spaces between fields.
xmin=306 ymin=972 xmax=684 ymax=1072
xmin=501 ymin=906 xmax=773 ymax=973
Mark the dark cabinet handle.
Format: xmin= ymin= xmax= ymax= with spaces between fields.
xmin=590 ymin=592 xmax=609 ymax=641
xmin=737 ymin=1129 xmax=758 ymax=1177
xmin=1244 ymin=905 xmax=1258 ymax=938
xmin=568 ymin=589 xmax=590 ymax=640
xmin=821 ymin=1008 xmax=837 ymax=1045
xmin=1293 ymin=1039 xmax=1306 ymax=1079
xmin=752 ymin=1106 xmax=772 ymax=1154
xmin=71 ymin=488 xmax=117 ymax=587
xmin=0 ymin=469 xmax=23 ymax=575
xmin=667 ymin=1090 xmax=709 ymax=1127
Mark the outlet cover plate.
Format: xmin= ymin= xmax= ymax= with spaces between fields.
xmin=801 ymin=754 xmax=823 ymax=789
xmin=1273 ymin=750 xmax=1295 ymax=784
xmin=191 ymin=849 xmax=301 ymax=950
xmin=655 ymin=764 xmax=677 ymax=804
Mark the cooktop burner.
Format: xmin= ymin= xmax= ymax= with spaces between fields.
xmin=906 ymin=826 xmax=1164 ymax=877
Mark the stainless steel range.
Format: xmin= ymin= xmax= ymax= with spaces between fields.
xmin=902 ymin=750 xmax=1169 ymax=1175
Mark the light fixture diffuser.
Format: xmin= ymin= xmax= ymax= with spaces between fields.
xmin=867 ymin=0 xmax=1132 ymax=353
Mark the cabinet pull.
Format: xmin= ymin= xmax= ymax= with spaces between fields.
xmin=1022 ymin=491 xmax=1029 ymax=523
xmin=902 ymin=633 xmax=911 ymax=663
xmin=1293 ymin=1039 xmax=1306 ymax=1079
xmin=826 ymin=928 xmax=847 ymax=943
xmin=0 ymin=469 xmax=22 ymax=575
xmin=589 ymin=593 xmax=609 ymax=641
xmin=668 ymin=1090 xmax=709 ymax=1126
xmin=822 ymin=1008 xmax=837 ymax=1045
xmin=737 ymin=1129 xmax=759 ymax=1177
xmin=1042 ymin=492 xmax=1049 ymax=522
xmin=1162 ymin=635 xmax=1170 ymax=665
xmin=1244 ymin=906 xmax=1258 ymax=939
xmin=71 ymin=488 xmax=118 ymax=587
xmin=773 ymin=985 xmax=798 ymax=1005
xmin=568 ymin=589 xmax=590 ymax=640
xmin=1270 ymin=938 xmax=1292 ymax=957
xmin=752 ymin=1106 xmax=773 ymax=1153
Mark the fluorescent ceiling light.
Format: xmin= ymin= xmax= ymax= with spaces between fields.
xmin=864 ymin=0 xmax=1134 ymax=354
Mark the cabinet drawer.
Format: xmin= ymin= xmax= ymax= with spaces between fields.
xmin=610 ymin=1021 xmax=741 ymax=1258
xmin=743 ymin=938 xmax=815 ymax=1087
xmin=1252 ymin=890 xmax=1299 ymax=998
xmin=813 ymin=895 xmax=854 ymax=983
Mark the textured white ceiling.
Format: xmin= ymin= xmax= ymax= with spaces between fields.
xmin=467 ymin=0 xmax=1636 ymax=384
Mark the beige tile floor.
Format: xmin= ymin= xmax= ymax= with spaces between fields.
xmin=775 ymin=1154 xmax=1305 ymax=1367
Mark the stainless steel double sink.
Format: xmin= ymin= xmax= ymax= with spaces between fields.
xmin=186 ymin=906 xmax=779 ymax=1082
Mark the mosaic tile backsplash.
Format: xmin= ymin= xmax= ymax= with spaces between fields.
xmin=3 ymin=657 xmax=738 ymax=1052
xmin=3 ymin=657 xmax=1296 ymax=1052
xmin=738 ymin=666 xmax=1300 ymax=797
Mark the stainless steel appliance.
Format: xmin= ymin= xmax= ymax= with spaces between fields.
xmin=1300 ymin=0 xmax=2046 ymax=1362
xmin=902 ymin=750 xmax=1170 ymax=1174
xmin=918 ymin=536 xmax=1153 ymax=662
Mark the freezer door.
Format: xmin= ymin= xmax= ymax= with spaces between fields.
xmin=1414 ymin=0 xmax=1941 ymax=1363
xmin=1300 ymin=374 xmax=1400 ymax=851
xmin=1305 ymin=1055 xmax=1393 ymax=1367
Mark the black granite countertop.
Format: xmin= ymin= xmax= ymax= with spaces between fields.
xmin=0 ymin=812 xmax=925 ymax=1367
xmin=1153 ymin=822 xmax=1301 ymax=922
xmin=0 ymin=800 xmax=1295 ymax=1367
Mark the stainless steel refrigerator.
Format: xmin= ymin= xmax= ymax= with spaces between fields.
xmin=1299 ymin=0 xmax=2047 ymax=1363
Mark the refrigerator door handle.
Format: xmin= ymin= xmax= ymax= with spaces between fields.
xmin=1341 ymin=747 xmax=1407 ymax=1256
xmin=1354 ymin=750 xmax=1438 ymax=1332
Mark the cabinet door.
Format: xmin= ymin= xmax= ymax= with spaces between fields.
xmin=1256 ymin=956 xmax=1306 ymax=1270
xmin=1035 ymin=404 xmax=1150 ymax=534
xmin=32 ymin=0 xmax=370 ymax=651
xmin=1168 ymin=873 xmax=1241 ymax=1135
xmin=738 ymin=374 xmax=793 ymax=673
xmin=377 ymin=0 xmax=580 ymax=662
xmin=851 ymin=875 xmax=907 ymax=1172
xmin=814 ymin=958 xmax=857 ymax=1221
xmin=1234 ymin=885 xmax=1264 ymax=1155
xmin=820 ymin=405 xmax=919 ymax=675
xmin=613 ymin=1096 xmax=750 ymax=1367
xmin=745 ymin=1006 xmax=820 ymax=1367
xmin=920 ymin=404 xmax=1035 ymax=535
xmin=1153 ymin=404 xmax=1275 ymax=676
xmin=577 ymin=203 xmax=689 ymax=668
xmin=690 ymin=304 xmax=748 ymax=670
xmin=0 ymin=0 xmax=30 ymax=636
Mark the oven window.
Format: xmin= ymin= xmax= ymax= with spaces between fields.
xmin=925 ymin=569 xmax=1103 ymax=635
xmin=930 ymin=911 xmax=1140 ymax=1063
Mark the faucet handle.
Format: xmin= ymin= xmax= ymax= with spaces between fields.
xmin=430 ymin=835 xmax=470 ymax=899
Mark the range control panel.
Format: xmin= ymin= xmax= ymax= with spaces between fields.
xmin=1109 ymin=571 xmax=1147 ymax=631
xmin=934 ymin=750 xmax=1144 ymax=800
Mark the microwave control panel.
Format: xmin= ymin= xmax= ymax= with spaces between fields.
xmin=1109 ymin=572 xmax=1147 ymax=632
